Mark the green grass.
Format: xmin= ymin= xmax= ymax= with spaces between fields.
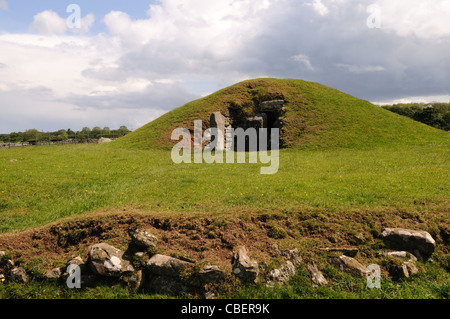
xmin=225 ymin=262 xmax=450 ymax=299
xmin=0 ymin=142 xmax=448 ymax=233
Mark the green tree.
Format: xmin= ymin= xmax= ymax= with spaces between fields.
xmin=102 ymin=127 xmax=111 ymax=136
xmin=92 ymin=126 xmax=102 ymax=138
xmin=23 ymin=129 xmax=42 ymax=142
xmin=81 ymin=127 xmax=91 ymax=139
xmin=118 ymin=125 xmax=131 ymax=136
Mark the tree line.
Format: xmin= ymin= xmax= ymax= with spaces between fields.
xmin=381 ymin=102 xmax=450 ymax=131
xmin=0 ymin=126 xmax=131 ymax=144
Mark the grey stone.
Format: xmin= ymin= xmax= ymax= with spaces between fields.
xmin=88 ymin=243 xmax=134 ymax=277
xmin=128 ymin=270 xmax=144 ymax=291
xmin=401 ymin=261 xmax=419 ymax=278
xmin=210 ymin=112 xmax=226 ymax=150
xmin=383 ymin=251 xmax=418 ymax=262
xmin=146 ymin=254 xmax=193 ymax=277
xmin=232 ymin=246 xmax=259 ymax=283
xmin=0 ymin=251 xmax=5 ymax=257
xmin=246 ymin=113 xmax=267 ymax=129
xmin=45 ymin=268 xmax=61 ymax=279
xmin=132 ymin=229 xmax=158 ymax=248
xmin=204 ymin=291 xmax=216 ymax=299
xmin=199 ymin=265 xmax=225 ymax=284
xmin=306 ymin=262 xmax=328 ymax=287
xmin=331 ymin=255 xmax=367 ymax=277
xmin=10 ymin=267 xmax=28 ymax=283
xmin=279 ymin=248 xmax=303 ymax=266
xmin=381 ymin=228 xmax=435 ymax=260
xmin=268 ymin=261 xmax=295 ymax=283
xmin=260 ymin=100 xmax=284 ymax=112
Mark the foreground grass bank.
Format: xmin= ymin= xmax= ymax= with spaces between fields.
xmin=0 ymin=143 xmax=448 ymax=233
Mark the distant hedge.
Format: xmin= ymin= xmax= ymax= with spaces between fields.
xmin=382 ymin=103 xmax=450 ymax=131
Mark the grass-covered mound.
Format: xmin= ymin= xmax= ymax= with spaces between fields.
xmin=111 ymin=78 xmax=449 ymax=150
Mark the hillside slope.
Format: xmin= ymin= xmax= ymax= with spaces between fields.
xmin=111 ymin=78 xmax=449 ymax=150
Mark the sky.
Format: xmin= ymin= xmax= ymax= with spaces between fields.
xmin=0 ymin=0 xmax=449 ymax=133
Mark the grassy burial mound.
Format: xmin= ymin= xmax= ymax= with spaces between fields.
xmin=111 ymin=78 xmax=449 ymax=150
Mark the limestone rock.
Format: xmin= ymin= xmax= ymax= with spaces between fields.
xmin=210 ymin=112 xmax=226 ymax=150
xmin=132 ymin=229 xmax=158 ymax=248
xmin=45 ymin=268 xmax=61 ymax=279
xmin=232 ymin=246 xmax=259 ymax=283
xmin=10 ymin=267 xmax=28 ymax=283
xmin=401 ymin=261 xmax=419 ymax=278
xmin=198 ymin=265 xmax=225 ymax=284
xmin=128 ymin=270 xmax=144 ymax=291
xmin=146 ymin=254 xmax=193 ymax=277
xmin=246 ymin=113 xmax=267 ymax=129
xmin=381 ymin=228 xmax=435 ymax=260
xmin=306 ymin=262 xmax=328 ymax=287
xmin=331 ymin=255 xmax=367 ymax=277
xmin=88 ymin=243 xmax=134 ymax=277
xmin=268 ymin=261 xmax=295 ymax=284
xmin=383 ymin=251 xmax=418 ymax=262
xmin=279 ymin=248 xmax=303 ymax=266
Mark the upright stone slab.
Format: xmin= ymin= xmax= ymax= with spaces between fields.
xmin=232 ymin=246 xmax=259 ymax=283
xmin=210 ymin=112 xmax=226 ymax=150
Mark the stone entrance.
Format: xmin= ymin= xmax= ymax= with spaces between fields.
xmin=209 ymin=100 xmax=285 ymax=151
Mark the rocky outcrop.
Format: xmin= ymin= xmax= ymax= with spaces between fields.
xmin=381 ymin=228 xmax=435 ymax=260
xmin=10 ymin=267 xmax=28 ymax=283
xmin=232 ymin=246 xmax=259 ymax=283
xmin=146 ymin=254 xmax=194 ymax=277
xmin=198 ymin=265 xmax=225 ymax=284
xmin=306 ymin=262 xmax=328 ymax=287
xmin=132 ymin=229 xmax=158 ymax=248
xmin=331 ymin=255 xmax=367 ymax=277
xmin=267 ymin=261 xmax=296 ymax=286
xmin=88 ymin=243 xmax=134 ymax=277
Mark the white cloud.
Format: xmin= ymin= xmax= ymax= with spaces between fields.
xmin=291 ymin=54 xmax=314 ymax=71
xmin=308 ymin=0 xmax=329 ymax=16
xmin=0 ymin=0 xmax=8 ymax=10
xmin=30 ymin=10 xmax=95 ymax=35
xmin=378 ymin=0 xmax=450 ymax=39
xmin=335 ymin=63 xmax=385 ymax=74
xmin=30 ymin=10 xmax=67 ymax=35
